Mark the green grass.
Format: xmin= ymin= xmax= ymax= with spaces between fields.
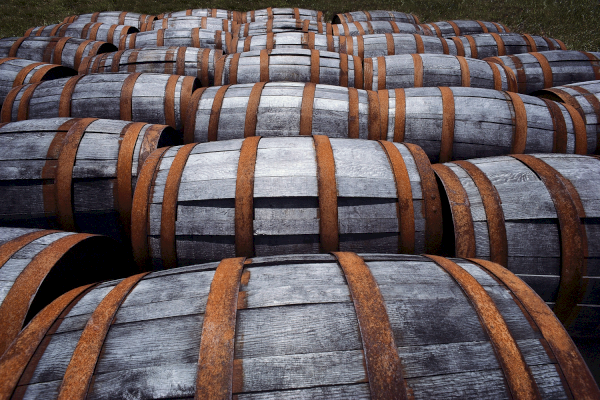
xmin=1 ymin=0 xmax=599 ymax=50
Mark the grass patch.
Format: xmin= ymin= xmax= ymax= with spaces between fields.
xmin=0 ymin=0 xmax=599 ymax=50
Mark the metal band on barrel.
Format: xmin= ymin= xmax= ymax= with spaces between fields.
xmin=506 ymin=91 xmax=528 ymax=153
xmin=235 ymin=137 xmax=261 ymax=257
xmin=313 ymin=135 xmax=339 ymax=252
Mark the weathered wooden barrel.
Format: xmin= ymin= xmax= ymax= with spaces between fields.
xmin=131 ymin=137 xmax=442 ymax=268
xmin=24 ymin=22 xmax=138 ymax=46
xmin=233 ymin=18 xmax=326 ymax=38
xmin=1 ymin=252 xmax=597 ymax=399
xmin=421 ymin=20 xmax=511 ymax=38
xmin=232 ymin=32 xmax=340 ymax=53
xmin=0 ymin=118 xmax=178 ymax=241
xmin=378 ymin=87 xmax=587 ymax=162
xmin=79 ymin=47 xmax=222 ymax=86
xmin=184 ymin=82 xmax=378 ymax=142
xmin=450 ymin=33 xmax=567 ymax=59
xmin=214 ymin=49 xmax=363 ymax=88
xmin=364 ymin=54 xmax=517 ymax=91
xmin=330 ymin=21 xmax=429 ymax=36
xmin=0 ymin=227 xmax=133 ymax=356
xmin=240 ymin=8 xmax=325 ymax=23
xmin=1 ymin=73 xmax=200 ymax=130
xmin=534 ymin=80 xmax=600 ymax=153
xmin=336 ymin=33 xmax=457 ymax=59
xmin=0 ymin=37 xmax=117 ymax=70
xmin=157 ymin=8 xmax=240 ymax=20
xmin=119 ymin=29 xmax=231 ymax=52
xmin=433 ymin=154 xmax=600 ymax=339
xmin=62 ymin=11 xmax=156 ymax=30
xmin=486 ymin=50 xmax=600 ymax=94
xmin=0 ymin=58 xmax=75 ymax=105
xmin=145 ymin=16 xmax=235 ymax=32
xmin=332 ymin=10 xmax=420 ymax=24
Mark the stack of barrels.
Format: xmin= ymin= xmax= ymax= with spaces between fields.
xmin=0 ymin=6 xmax=598 ymax=399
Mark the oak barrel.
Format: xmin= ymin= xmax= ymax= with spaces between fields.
xmin=364 ymin=54 xmax=516 ymax=91
xmin=534 ymin=80 xmax=600 ymax=153
xmin=157 ymin=8 xmax=239 ymax=20
xmin=378 ymin=86 xmax=587 ymax=162
xmin=421 ymin=20 xmax=510 ymax=38
xmin=214 ymin=49 xmax=363 ymax=88
xmin=79 ymin=47 xmax=222 ymax=86
xmin=329 ymin=21 xmax=429 ymax=37
xmin=233 ymin=18 xmax=326 ymax=38
xmin=0 ymin=37 xmax=117 ymax=70
xmin=0 ymin=227 xmax=133 ymax=355
xmin=232 ymin=32 xmax=340 ymax=53
xmin=1 ymin=73 xmax=200 ymax=131
xmin=131 ymin=137 xmax=442 ymax=268
xmin=450 ymin=33 xmax=567 ymax=59
xmin=0 ymin=58 xmax=75 ymax=105
xmin=335 ymin=33 xmax=457 ymax=59
xmin=145 ymin=16 xmax=235 ymax=32
xmin=433 ymin=154 xmax=600 ymax=338
xmin=24 ymin=22 xmax=138 ymax=46
xmin=0 ymin=118 xmax=178 ymax=240
xmin=119 ymin=29 xmax=232 ymax=52
xmin=240 ymin=8 xmax=325 ymax=23
xmin=62 ymin=12 xmax=156 ymax=30
xmin=486 ymin=50 xmax=600 ymax=94
xmin=332 ymin=10 xmax=420 ymax=24
xmin=1 ymin=253 xmax=597 ymax=398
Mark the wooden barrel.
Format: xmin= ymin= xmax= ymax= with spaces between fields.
xmin=0 ymin=36 xmax=117 ymax=70
xmin=62 ymin=11 xmax=156 ymax=30
xmin=131 ymin=137 xmax=442 ymax=268
xmin=433 ymin=154 xmax=600 ymax=339
xmin=240 ymin=8 xmax=325 ymax=23
xmin=330 ymin=21 xmax=429 ymax=37
xmin=0 ymin=58 xmax=76 ymax=105
xmin=421 ymin=20 xmax=511 ymax=38
xmin=185 ymin=82 xmax=377 ymax=142
xmin=24 ymin=22 xmax=138 ymax=46
xmin=332 ymin=10 xmax=420 ymax=24
xmin=214 ymin=49 xmax=363 ymax=88
xmin=119 ymin=29 xmax=232 ymax=52
xmin=336 ymin=33 xmax=457 ymax=59
xmin=364 ymin=54 xmax=517 ymax=91
xmin=232 ymin=32 xmax=340 ymax=53
xmin=233 ymin=18 xmax=326 ymax=38
xmin=1 ymin=73 xmax=200 ymax=130
xmin=1 ymin=252 xmax=597 ymax=399
xmin=450 ymin=33 xmax=567 ymax=60
xmin=0 ymin=118 xmax=178 ymax=241
xmin=378 ymin=87 xmax=588 ymax=162
xmin=0 ymin=227 xmax=133 ymax=356
xmin=534 ymin=80 xmax=600 ymax=153
xmin=79 ymin=47 xmax=222 ymax=86
xmin=145 ymin=16 xmax=235 ymax=32
xmin=157 ymin=8 xmax=240 ymax=20
xmin=486 ymin=50 xmax=600 ymax=94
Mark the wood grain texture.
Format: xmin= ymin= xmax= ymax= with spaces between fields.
xmin=25 ymin=23 xmax=138 ymax=46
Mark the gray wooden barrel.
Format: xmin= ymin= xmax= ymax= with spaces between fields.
xmin=232 ymin=32 xmax=340 ymax=53
xmin=378 ymin=87 xmax=588 ymax=162
xmin=449 ymin=33 xmax=567 ymax=60
xmin=185 ymin=82 xmax=378 ymax=143
xmin=79 ymin=47 xmax=222 ymax=86
xmin=332 ymin=10 xmax=420 ymax=24
xmin=0 ymin=57 xmax=76 ymax=105
xmin=364 ymin=54 xmax=516 ymax=92
xmin=233 ymin=18 xmax=326 ymax=38
xmin=131 ymin=137 xmax=443 ymax=268
xmin=486 ymin=50 xmax=600 ymax=94
xmin=421 ymin=20 xmax=511 ymax=38
xmin=62 ymin=11 xmax=156 ymax=30
xmin=433 ymin=154 xmax=600 ymax=339
xmin=534 ymin=80 xmax=600 ymax=153
xmin=336 ymin=33 xmax=457 ymax=59
xmin=0 ymin=36 xmax=117 ymax=70
xmin=330 ymin=21 xmax=429 ymax=36
xmin=0 ymin=227 xmax=133 ymax=356
xmin=145 ymin=16 xmax=235 ymax=32
xmin=0 ymin=118 xmax=178 ymax=241
xmin=240 ymin=8 xmax=325 ymax=23
xmin=156 ymin=8 xmax=240 ymax=20
xmin=1 ymin=252 xmax=597 ymax=399
xmin=24 ymin=22 xmax=138 ymax=46
xmin=214 ymin=49 xmax=363 ymax=88
xmin=120 ymin=29 xmax=231 ymax=52
xmin=1 ymin=73 xmax=200 ymax=131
